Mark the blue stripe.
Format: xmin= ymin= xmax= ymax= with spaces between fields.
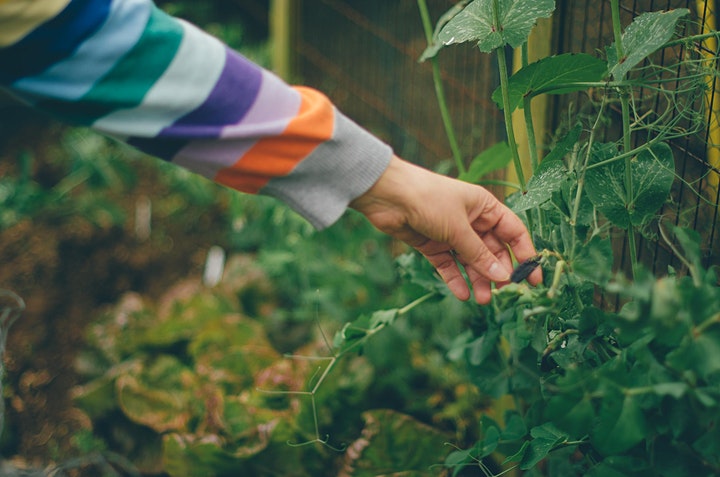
xmin=12 ymin=0 xmax=151 ymax=101
xmin=0 ymin=0 xmax=113 ymax=83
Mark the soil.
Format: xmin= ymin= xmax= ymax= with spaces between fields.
xmin=0 ymin=113 xmax=229 ymax=470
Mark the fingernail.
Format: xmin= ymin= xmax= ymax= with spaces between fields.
xmin=488 ymin=262 xmax=510 ymax=282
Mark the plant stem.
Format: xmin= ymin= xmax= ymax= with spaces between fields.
xmin=492 ymin=0 xmax=526 ymax=192
xmin=571 ymin=99 xmax=606 ymax=227
xmin=611 ymin=0 xmax=638 ymax=277
xmin=694 ymin=312 xmax=720 ymax=337
xmin=521 ymin=42 xmax=546 ymax=237
xmin=417 ymin=0 xmax=465 ymax=175
xmin=521 ymin=43 xmax=540 ymax=174
xmin=585 ymin=134 xmax=664 ymax=170
xmin=398 ymin=291 xmax=437 ymax=315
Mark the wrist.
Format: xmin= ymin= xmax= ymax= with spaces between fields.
xmin=350 ymin=155 xmax=419 ymax=217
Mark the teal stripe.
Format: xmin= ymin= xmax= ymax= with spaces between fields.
xmin=36 ymin=5 xmax=183 ymax=126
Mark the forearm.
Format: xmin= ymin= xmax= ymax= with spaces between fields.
xmin=0 ymin=0 xmax=392 ymax=228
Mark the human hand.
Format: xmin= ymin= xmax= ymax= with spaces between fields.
xmin=350 ymin=156 xmax=542 ymax=304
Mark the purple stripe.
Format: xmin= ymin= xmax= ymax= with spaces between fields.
xmin=154 ymin=48 xmax=263 ymax=138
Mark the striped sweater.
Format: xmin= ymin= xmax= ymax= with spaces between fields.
xmin=0 ymin=0 xmax=393 ymax=229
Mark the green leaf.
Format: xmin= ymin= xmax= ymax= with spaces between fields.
xmin=492 ymin=53 xmax=607 ymax=111
xmin=519 ymin=422 xmax=569 ymax=470
xmin=544 ymin=123 xmax=582 ymax=164
xmin=509 ymin=159 xmax=568 ymax=212
xmin=502 ymin=412 xmax=528 ymax=441
xmin=672 ymin=226 xmax=703 ymax=276
xmin=334 ymin=314 xmax=371 ymax=350
xmin=369 ymin=308 xmax=399 ymax=329
xmin=474 ymin=424 xmax=501 ymax=458
xmin=572 ymin=235 xmax=614 ymax=285
xmin=396 ymin=252 xmax=451 ymax=296
xmin=458 ymin=141 xmax=512 ymax=184
xmin=419 ymin=0 xmax=471 ymax=62
xmin=467 ymin=326 xmax=500 ymax=366
xmin=693 ymin=424 xmax=720 ymax=467
xmin=667 ymin=330 xmax=720 ymax=382
xmin=651 ymin=382 xmax=688 ymax=399
xmin=546 ymin=393 xmax=595 ymax=439
xmin=609 ymin=9 xmax=690 ymax=80
xmin=586 ymin=463 xmax=632 ymax=477
xmin=591 ymin=391 xmax=647 ymax=456
xmin=585 ymin=142 xmax=675 ymax=229
xmin=468 ymin=349 xmax=510 ymax=398
xmin=503 ymin=440 xmax=529 ymax=464
xmin=438 ymin=0 xmax=555 ymax=53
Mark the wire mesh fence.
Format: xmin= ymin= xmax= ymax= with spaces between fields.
xmin=553 ymin=0 xmax=720 ymax=278
xmin=293 ymin=0 xmax=507 ymax=194
xmin=290 ymin=0 xmax=720 ymax=275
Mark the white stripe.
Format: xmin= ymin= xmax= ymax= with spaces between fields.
xmin=172 ymin=70 xmax=302 ymax=177
xmin=92 ymin=18 xmax=226 ymax=137
xmin=12 ymin=0 xmax=151 ymax=101
xmin=220 ymin=68 xmax=301 ymax=138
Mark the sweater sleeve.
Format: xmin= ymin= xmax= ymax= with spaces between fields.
xmin=0 ymin=0 xmax=393 ymax=229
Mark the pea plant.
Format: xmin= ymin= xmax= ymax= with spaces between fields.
xmin=331 ymin=0 xmax=720 ymax=475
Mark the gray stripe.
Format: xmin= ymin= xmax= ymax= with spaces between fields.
xmin=262 ymin=110 xmax=392 ymax=229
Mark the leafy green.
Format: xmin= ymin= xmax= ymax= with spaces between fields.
xmin=458 ymin=141 xmax=512 ymax=184
xmin=341 ymin=410 xmax=451 ymax=476
xmin=572 ymin=235 xmax=613 ymax=285
xmin=591 ymin=391 xmax=647 ymax=456
xmin=544 ymin=123 xmax=582 ymax=163
xmin=438 ymin=0 xmax=555 ymax=53
xmin=519 ymin=423 xmax=569 ymax=470
xmin=609 ymin=9 xmax=690 ymax=80
xmin=509 ymin=159 xmax=568 ymax=212
xmin=419 ymin=0 xmax=471 ymax=62
xmin=492 ymin=53 xmax=607 ymax=111
xmin=585 ymin=142 xmax=675 ymax=228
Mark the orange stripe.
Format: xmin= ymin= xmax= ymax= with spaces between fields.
xmin=214 ymin=87 xmax=336 ymax=194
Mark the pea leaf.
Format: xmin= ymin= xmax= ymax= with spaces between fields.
xmin=693 ymin=425 xmax=720 ymax=467
xmin=667 ymin=330 xmax=720 ymax=382
xmin=333 ymin=308 xmax=399 ymax=354
xmin=544 ymin=123 xmax=582 ymax=164
xmin=438 ymin=0 xmax=555 ymax=53
xmin=509 ymin=159 xmax=568 ymax=213
xmin=546 ymin=393 xmax=595 ymax=439
xmin=502 ymin=412 xmax=528 ymax=441
xmin=492 ymin=53 xmax=607 ymax=111
xmin=572 ymin=235 xmax=614 ymax=285
xmin=467 ymin=326 xmax=500 ymax=366
xmin=609 ymin=9 xmax=690 ymax=80
xmin=584 ymin=142 xmax=675 ymax=229
xmin=419 ymin=0 xmax=471 ymax=62
xmin=672 ymin=226 xmax=703 ymax=277
xmin=591 ymin=391 xmax=647 ymax=456
xmin=459 ymin=141 xmax=512 ymax=184
xmin=519 ymin=422 xmax=569 ymax=470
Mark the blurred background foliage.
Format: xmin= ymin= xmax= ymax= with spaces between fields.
xmin=0 ymin=1 xmax=487 ymax=475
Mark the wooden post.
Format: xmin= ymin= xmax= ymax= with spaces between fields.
xmin=269 ymin=0 xmax=298 ymax=81
xmin=696 ymin=0 xmax=720 ymax=195
xmin=506 ymin=17 xmax=554 ymax=193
